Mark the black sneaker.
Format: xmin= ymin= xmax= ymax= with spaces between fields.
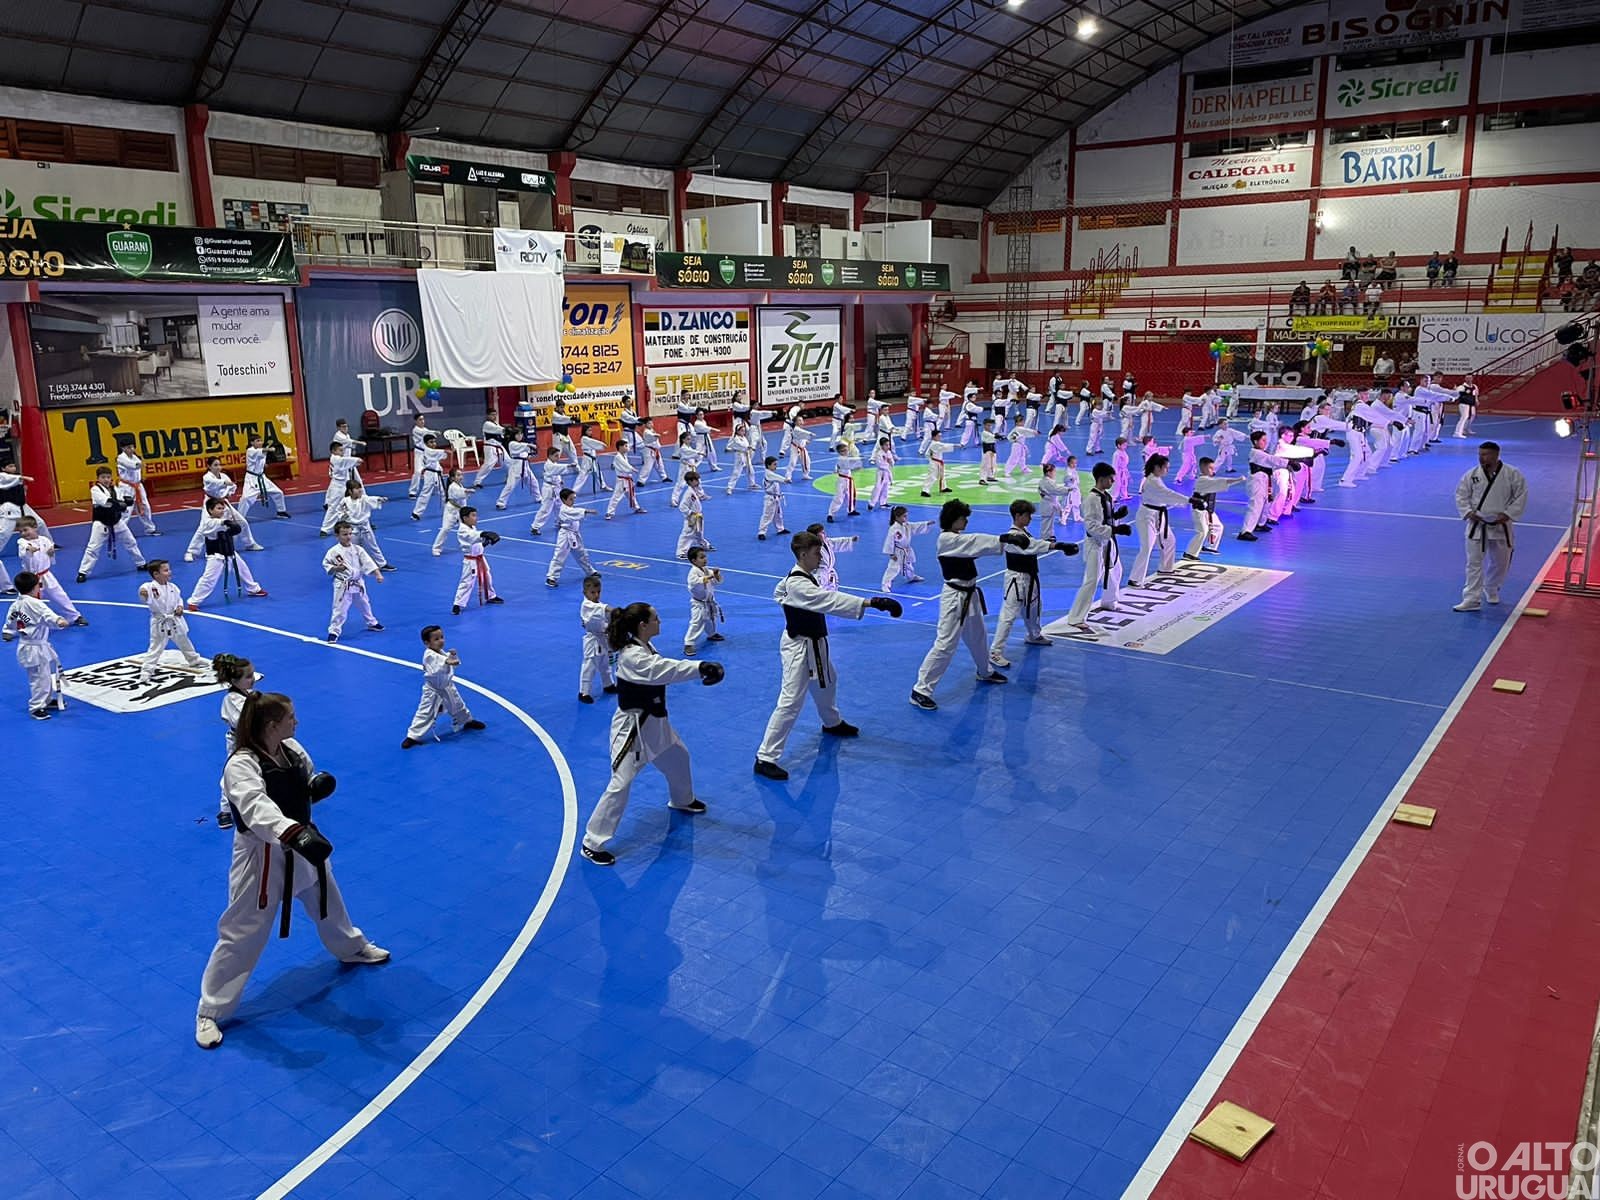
xmin=327 ymin=632 xmax=339 ymax=643
xmin=707 ymin=633 xmax=725 ymax=642
xmin=275 ymin=512 xmax=292 ymax=520
xmin=753 ymin=759 xmax=789 ymax=780
xmin=1237 ymin=532 xmax=1258 ymax=542
xmin=602 ymin=684 xmax=617 ymax=694
xmin=29 ymin=708 xmax=50 ymax=720
xmin=909 ymin=690 xmax=937 ymax=710
xmin=977 ymin=671 xmax=1008 ymax=684
xmin=821 ymin=721 xmax=859 ymax=738
xmin=671 ymin=798 xmax=708 ymax=814
xmin=400 ymin=737 xmax=418 ymax=749
xmin=451 ymin=605 xmax=462 ymax=615
xmin=464 ymin=719 xmax=486 ymax=731
xmin=368 ymin=623 xmax=384 ymax=631
xmin=757 ymin=533 xmax=766 ymax=540
xmin=381 ymin=564 xmax=397 ymax=571
xmin=72 ymin=617 xmax=89 ymax=627
xmin=582 ymin=844 xmax=615 ymax=866
xmin=486 ymin=596 xmax=504 ymax=605
xmin=76 ymin=573 xmax=87 ymax=583
xmin=579 ymin=693 xmax=594 ymax=704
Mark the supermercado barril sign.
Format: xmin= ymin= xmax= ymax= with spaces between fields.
xmin=657 ymin=252 xmax=949 ymax=292
xmin=1321 ymin=135 xmax=1463 ymax=188
xmin=1181 ymin=145 xmax=1313 ymax=198
xmin=757 ymin=307 xmax=841 ymax=407
xmin=0 ymin=218 xmax=296 ymax=283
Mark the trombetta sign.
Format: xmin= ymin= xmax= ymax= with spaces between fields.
xmin=656 ymin=252 xmax=950 ymax=292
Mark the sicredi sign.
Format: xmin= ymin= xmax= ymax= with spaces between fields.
xmin=1184 ymin=78 xmax=1318 ymax=134
xmin=0 ymin=160 xmax=188 ymax=225
xmin=1326 ymin=61 xmax=1466 ymax=117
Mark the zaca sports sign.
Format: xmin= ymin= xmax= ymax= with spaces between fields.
xmin=756 ymin=307 xmax=841 ymax=406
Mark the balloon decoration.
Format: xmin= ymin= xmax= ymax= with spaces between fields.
xmin=554 ymin=372 xmax=576 ymax=395
xmin=1209 ymin=337 xmax=1228 ymax=362
xmin=413 ymin=376 xmax=443 ymax=403
xmin=1307 ymin=337 xmax=1333 ymax=359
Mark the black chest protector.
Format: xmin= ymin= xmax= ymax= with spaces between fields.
xmin=781 ymin=570 xmax=828 ymax=638
xmin=204 ymin=521 xmax=239 ymax=556
xmin=616 ymin=651 xmax=669 ymax=718
xmin=938 ymin=554 xmax=979 ymax=584
xmin=0 ymin=478 xmax=24 ymax=507
xmin=1004 ymin=550 xmax=1039 ymax=576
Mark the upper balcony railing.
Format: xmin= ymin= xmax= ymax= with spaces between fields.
xmin=284 ymin=215 xmax=595 ymax=273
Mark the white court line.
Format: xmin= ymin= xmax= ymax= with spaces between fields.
xmin=76 ymin=600 xmax=579 ymax=1200
xmin=1120 ymin=535 xmax=1568 ymax=1200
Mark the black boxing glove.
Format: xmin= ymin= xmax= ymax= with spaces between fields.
xmin=1058 ymin=541 xmax=1081 ymax=556
xmin=1113 ymin=523 xmax=1132 ymax=537
xmin=280 ymin=822 xmax=332 ymax=866
xmin=480 ymin=531 xmax=502 ymax=546
xmin=867 ymin=596 xmax=903 ymax=618
xmin=1113 ymin=506 xmax=1129 ymax=520
xmin=1190 ymin=495 xmax=1209 ymax=509
xmin=1331 ymin=439 xmax=1347 ymax=447
xmin=698 ymin=661 xmax=725 ymax=685
xmin=309 ymin=772 xmax=337 ymax=802
xmin=999 ymin=531 xmax=1030 ymax=549
xmin=1290 ymin=460 xmax=1304 ymax=472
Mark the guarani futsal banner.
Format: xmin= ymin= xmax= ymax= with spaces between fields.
xmin=642 ymin=306 xmax=752 ymax=417
xmin=756 ymin=307 xmax=841 ymax=408
xmin=657 ymin=252 xmax=950 ymax=292
xmin=45 ymin=395 xmax=298 ymax=499
xmin=0 ymin=218 xmax=296 ymax=284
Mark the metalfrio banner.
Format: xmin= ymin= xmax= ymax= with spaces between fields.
xmin=756 ymin=307 xmax=841 ymax=408
xmin=295 ymin=278 xmax=486 ymax=459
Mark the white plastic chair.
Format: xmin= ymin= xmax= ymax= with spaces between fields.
xmin=443 ymin=429 xmax=480 ymax=470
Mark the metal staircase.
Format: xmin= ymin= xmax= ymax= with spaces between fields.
xmin=1484 ymin=222 xmax=1556 ymax=313
xmin=1000 ymin=184 xmax=1033 ymax=372
xmin=1063 ymin=245 xmax=1140 ymax=318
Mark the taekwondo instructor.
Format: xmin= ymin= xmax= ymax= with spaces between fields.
xmin=1453 ymin=441 xmax=1527 ymax=612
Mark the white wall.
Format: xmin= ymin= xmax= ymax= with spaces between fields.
xmin=213 ymin=176 xmax=380 ymax=222
xmin=934 ymin=237 xmax=980 ymax=288
xmin=210 ymin=111 xmax=381 ymax=157
xmin=1176 ymin=199 xmax=1310 ymax=265
xmin=1478 ymin=44 xmax=1595 ymax=105
xmin=408 ymin=135 xmax=546 ymax=171
xmin=1472 ymin=123 xmax=1600 ymax=179
xmin=1313 ymin=189 xmax=1458 ymax=258
xmin=1072 ymin=218 xmax=1170 ymax=270
xmin=686 ymin=174 xmax=771 ymax=203
xmin=883 ymin=220 xmax=934 ymax=262
xmin=1073 ymin=143 xmax=1173 ymax=204
xmin=1463 ymin=183 xmax=1600 ymax=254
xmin=571 ymin=158 xmax=671 ymax=189
xmin=0 ymin=85 xmax=181 ymax=135
xmin=1077 ymin=64 xmax=1181 ymax=145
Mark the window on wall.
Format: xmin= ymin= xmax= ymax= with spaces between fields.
xmin=1327 ymin=120 xmax=1460 ymax=144
xmin=1190 ymin=58 xmax=1315 ymax=91
xmin=1335 ymin=42 xmax=1465 ymax=69
xmin=0 ymin=118 xmax=177 ymax=171
xmin=1077 ymin=207 xmax=1166 ymax=230
xmin=933 ymin=218 xmax=979 ymax=239
xmin=208 ymin=139 xmax=380 ymax=187
xmin=1486 ymin=23 xmax=1600 ymax=54
xmin=570 ymin=179 xmax=670 ymax=215
xmin=1187 ymin=130 xmax=1310 ymax=157
xmin=1482 ymin=105 xmax=1600 ymax=131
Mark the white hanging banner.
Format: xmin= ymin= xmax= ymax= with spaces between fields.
xmin=416 ymin=269 xmax=563 ymax=388
xmin=492 ymin=228 xmax=566 ymax=274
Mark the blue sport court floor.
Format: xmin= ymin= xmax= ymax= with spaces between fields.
xmin=2 ymin=409 xmax=1573 ymax=1200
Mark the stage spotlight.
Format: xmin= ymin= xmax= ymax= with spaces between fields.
xmin=1566 ymin=344 xmax=1593 ymax=369
xmin=1556 ymin=323 xmax=1586 ymax=345
xmin=1555 ymin=418 xmax=1573 ymax=438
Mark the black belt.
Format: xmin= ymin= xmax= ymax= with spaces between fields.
xmin=1146 ymin=503 xmax=1170 ymax=537
xmin=1004 ymin=572 xmax=1040 ymax=613
xmin=944 ymin=579 xmax=987 ymax=624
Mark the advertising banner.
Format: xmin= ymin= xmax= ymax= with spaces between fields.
xmin=492 ymin=228 xmax=565 ymax=274
xmin=574 ymin=209 xmax=670 ymax=269
xmin=1180 ymin=145 xmax=1314 ymax=198
xmin=1325 ymin=60 xmax=1468 ymax=118
xmin=658 ymin=252 xmax=950 ymax=292
xmin=1289 ymin=315 xmax=1390 ymax=335
xmin=527 ymin=282 xmax=637 ymax=404
xmin=757 ymin=307 xmax=842 ymax=407
xmin=0 ymin=218 xmax=296 ymax=284
xmin=644 ymin=364 xmax=751 ymax=417
xmin=1184 ymin=78 xmax=1318 ymax=134
xmin=46 ymin=394 xmax=298 ymax=498
xmin=0 ymin=160 xmax=188 ymax=226
xmin=1271 ymin=314 xmax=1417 ymax=343
xmin=1045 ymin=561 xmax=1290 ymax=653
xmin=296 ymin=278 xmax=485 ymax=457
xmin=642 ymin=307 xmax=751 ymax=367
xmin=1419 ymin=314 xmax=1552 ymax=373
xmin=29 ymin=294 xmax=290 ymax=408
xmin=600 ymin=234 xmax=654 ymax=275
xmin=1322 ymin=135 xmax=1463 ymax=189
xmin=405 ymin=155 xmax=554 ymax=194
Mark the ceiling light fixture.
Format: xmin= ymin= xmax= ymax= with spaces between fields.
xmin=1077 ymin=16 xmax=1099 ymax=36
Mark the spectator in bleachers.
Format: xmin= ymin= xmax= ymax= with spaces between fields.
xmin=1340 ymin=279 xmax=1360 ymax=314
xmin=1373 ymin=353 xmax=1395 ymax=386
xmin=1377 ymin=251 xmax=1398 ymax=283
xmin=1359 ymin=253 xmax=1377 ymax=284
xmin=1426 ymin=251 xmax=1443 ymax=287
xmin=1364 ymin=280 xmax=1384 ymax=316
xmin=1289 ymin=281 xmax=1312 ymax=316
xmin=1316 ymin=281 xmax=1338 ymax=315
xmin=1555 ymin=247 xmax=1574 ymax=285
xmin=1443 ymin=252 xmax=1460 ymax=286
xmin=1399 ymin=352 xmax=1419 ymax=379
xmin=1557 ymin=279 xmax=1578 ymax=312
xmin=1341 ymin=247 xmax=1360 ymax=281
xmin=1583 ymin=261 xmax=1599 ymax=288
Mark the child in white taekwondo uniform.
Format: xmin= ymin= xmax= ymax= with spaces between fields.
xmin=402 ymin=625 xmax=487 ymax=747
xmin=188 ymin=499 xmax=268 ymax=607
xmin=1211 ymin=419 xmax=1248 ymax=474
xmin=1086 ymin=396 xmax=1112 ymax=454
xmin=238 ymin=434 xmax=290 ymax=521
xmin=1111 ymin=437 xmax=1133 ymax=502
xmin=1002 ymin=416 xmax=1037 ymax=478
xmin=881 ymin=505 xmax=934 ymax=589
xmin=918 ymin=403 xmax=941 ymax=455
xmin=331 ymin=417 xmax=364 ymax=459
xmin=921 ymin=432 xmax=952 ymax=498
xmin=670 ymin=439 xmax=706 ymax=507
xmin=473 ymin=415 xmax=507 ymax=488
xmin=977 ymin=419 xmax=1000 ymax=484
xmin=78 ymin=467 xmax=146 ymax=581
xmin=1041 ymin=424 xmax=1071 ymax=471
xmin=407 ymin=414 xmax=430 ymax=496
xmin=830 ymin=397 xmax=853 ymax=445
xmin=322 ymin=522 xmax=385 ymax=643
xmin=574 ymin=430 xmax=613 ymax=494
xmin=990 ymin=498 xmax=1075 ymax=667
xmin=211 ymin=652 xmax=255 ymax=828
xmin=808 ymin=523 xmax=856 ymax=591
xmin=1339 ymin=398 xmax=1379 ymax=487
xmin=1064 ymin=463 xmax=1131 ymax=630
xmin=185 ymin=458 xmax=262 ymax=561
xmin=1037 ymin=462 xmax=1078 ymax=534
xmin=683 ymin=547 xmax=724 ymax=654
xmin=828 ymin=443 xmax=863 ymax=521
xmin=430 ymin=467 xmax=471 ymax=556
xmin=958 ymin=392 xmax=985 ymax=446
xmin=116 ymin=438 xmax=159 ymax=535
xmin=1128 ymin=454 xmax=1190 ymax=588
xmin=547 ymin=489 xmax=596 ymax=587
xmin=495 ymin=427 xmax=537 ymax=509
xmin=676 ymin=471 xmax=712 ymax=559
xmin=327 ymin=480 xmax=393 ymax=570
xmin=752 ymin=531 xmax=904 ymax=781
xmin=453 ymin=508 xmax=503 ymax=614
xmin=674 ymin=396 xmax=699 ymax=452
xmin=1453 ymin=441 xmax=1528 ymax=612
xmin=607 ymin=439 xmax=647 ymax=519
xmin=1118 ymin=397 xmax=1139 ymax=443
xmin=1173 ymin=424 xmax=1207 ymax=483
xmin=580 ymin=602 xmax=717 ymax=866
xmin=320 ymin=441 xmax=364 ymax=531
xmin=909 ymin=500 xmax=1032 ymax=710
xmin=530 ymin=443 xmax=575 ymax=534
xmin=691 ymin=414 xmax=720 ymax=473
xmin=193 ymin=690 xmax=391 ymax=1050
xmin=637 ymin=422 xmax=670 ymax=484
xmin=1239 ymin=431 xmax=1290 ymax=540
xmin=1075 ymin=382 xmax=1094 ymax=425
xmin=784 ymin=420 xmax=814 ymax=481
xmin=410 ymin=435 xmax=449 ymax=519
xmin=867 ymin=437 xmax=896 ymax=511
xmin=577 ymin=573 xmax=617 ymax=704
xmin=1185 ymin=457 xmax=1245 ymax=559
xmin=1136 ymin=392 xmax=1162 ymax=439
xmin=137 ymin=560 xmax=209 ymax=682
xmin=752 ymin=458 xmax=788 ymax=541
xmin=4 ymin=572 xmax=68 ymax=719
xmin=14 ymin=517 xmax=85 ymax=624
xmin=725 ymin=419 xmax=758 ymax=493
